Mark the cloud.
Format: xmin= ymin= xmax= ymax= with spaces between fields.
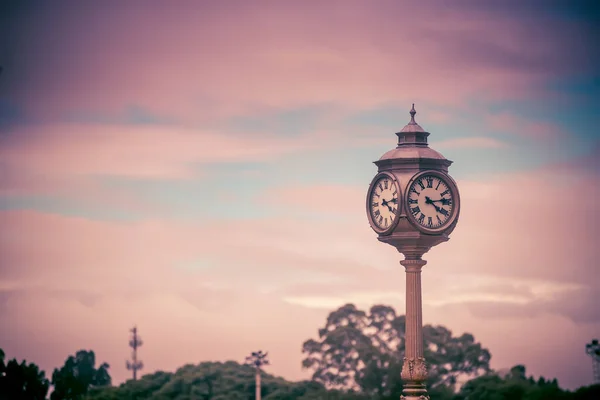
xmin=485 ymin=113 xmax=564 ymax=140
xmin=243 ymin=156 xmax=599 ymax=319
xmin=432 ymin=137 xmax=509 ymax=149
xmin=1 ymin=151 xmax=598 ymax=388
xmin=4 ymin=1 xmax=595 ymax=124
xmin=0 ymin=124 xmax=323 ymax=183
xmin=453 ymin=285 xmax=599 ymax=325
xmin=257 ymin=185 xmax=366 ymax=216
xmin=4 ymin=150 xmax=596 ymax=319
xmin=1 ymin=1 xmax=598 ymax=391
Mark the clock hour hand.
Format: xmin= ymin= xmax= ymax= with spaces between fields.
xmin=381 ymin=198 xmax=394 ymax=213
xmin=425 ymin=196 xmax=444 ymax=213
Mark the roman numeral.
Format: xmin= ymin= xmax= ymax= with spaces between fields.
xmin=411 ymin=206 xmax=421 ymax=215
xmin=374 ymin=209 xmax=380 ymax=217
xmin=378 ymin=183 xmax=383 ymax=191
xmin=384 ymin=217 xmax=388 ymax=227
xmin=417 ymin=180 xmax=425 ymax=190
xmin=439 ymin=208 xmax=449 ymax=217
xmin=378 ymin=215 xmax=383 ymax=224
xmin=391 ymin=208 xmax=397 ymax=214
xmin=437 ymin=215 xmax=443 ymax=225
xmin=426 ymin=177 xmax=433 ymax=188
xmin=435 ymin=180 xmax=442 ymax=190
xmin=427 ymin=216 xmax=433 ymax=227
xmin=393 ymin=190 xmax=397 ymax=195
xmin=372 ymin=202 xmax=379 ymax=208
xmin=384 ymin=180 xmax=389 ymax=189
xmin=440 ymin=189 xmax=450 ymax=196
xmin=408 ymin=198 xmax=418 ymax=204
xmin=418 ymin=214 xmax=425 ymax=224
xmin=410 ymin=188 xmax=420 ymax=196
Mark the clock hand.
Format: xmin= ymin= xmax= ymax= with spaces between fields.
xmin=425 ymin=197 xmax=444 ymax=213
xmin=381 ymin=198 xmax=395 ymax=213
xmin=430 ymin=198 xmax=449 ymax=203
xmin=427 ymin=197 xmax=451 ymax=206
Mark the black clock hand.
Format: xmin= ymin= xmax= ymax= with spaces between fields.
xmin=381 ymin=198 xmax=394 ymax=213
xmin=425 ymin=196 xmax=435 ymax=206
xmin=426 ymin=196 xmax=451 ymax=206
xmin=425 ymin=196 xmax=444 ymax=213
xmin=430 ymin=198 xmax=451 ymax=204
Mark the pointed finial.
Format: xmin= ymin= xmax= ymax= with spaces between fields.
xmin=409 ymin=103 xmax=416 ymax=124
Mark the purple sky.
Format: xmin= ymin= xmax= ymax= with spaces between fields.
xmin=1 ymin=0 xmax=599 ymax=391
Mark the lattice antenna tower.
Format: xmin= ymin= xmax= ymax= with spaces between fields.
xmin=586 ymin=339 xmax=600 ymax=384
xmin=126 ymin=325 xmax=144 ymax=380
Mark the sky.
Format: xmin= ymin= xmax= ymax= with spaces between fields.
xmin=1 ymin=0 xmax=599 ymax=392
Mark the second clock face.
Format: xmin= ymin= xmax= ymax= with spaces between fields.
xmin=407 ymin=173 xmax=455 ymax=230
xmin=369 ymin=175 xmax=400 ymax=231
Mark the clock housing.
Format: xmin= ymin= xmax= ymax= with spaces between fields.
xmin=366 ymin=172 xmax=402 ymax=235
xmin=405 ymin=170 xmax=461 ymax=234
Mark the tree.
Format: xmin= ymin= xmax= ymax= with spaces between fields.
xmin=85 ymin=361 xmax=325 ymax=400
xmin=246 ymin=351 xmax=270 ymax=400
xmin=585 ymin=339 xmax=600 ymax=384
xmin=302 ymin=304 xmax=491 ymax=397
xmin=51 ymin=350 xmax=111 ymax=400
xmin=457 ymin=365 xmax=569 ymax=400
xmin=0 ymin=348 xmax=50 ymax=400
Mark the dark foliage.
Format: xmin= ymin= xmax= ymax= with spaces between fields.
xmin=0 ymin=348 xmax=50 ymax=400
xmin=85 ymin=361 xmax=344 ymax=400
xmin=51 ymin=350 xmax=111 ymax=400
xmin=454 ymin=365 xmax=599 ymax=400
xmin=302 ymin=303 xmax=491 ymax=396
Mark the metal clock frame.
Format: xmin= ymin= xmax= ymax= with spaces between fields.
xmin=404 ymin=169 xmax=461 ymax=235
xmin=366 ymin=171 xmax=403 ymax=236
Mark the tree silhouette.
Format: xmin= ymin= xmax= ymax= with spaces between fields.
xmin=302 ymin=304 xmax=491 ymax=396
xmin=585 ymin=339 xmax=600 ymax=384
xmin=50 ymin=350 xmax=110 ymax=400
xmin=0 ymin=348 xmax=50 ymax=400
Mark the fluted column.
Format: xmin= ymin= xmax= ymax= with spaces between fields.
xmin=400 ymin=255 xmax=429 ymax=400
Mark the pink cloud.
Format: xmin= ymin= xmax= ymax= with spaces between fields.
xmin=252 ymin=160 xmax=598 ymax=290
xmin=6 ymin=2 xmax=588 ymax=124
xmin=1 ymin=123 xmax=354 ymax=202
xmin=1 ymin=154 xmax=598 ymax=389
xmin=431 ymin=137 xmax=508 ymax=149
xmin=485 ymin=113 xmax=563 ymax=140
xmin=1 ymin=2 xmax=598 ymax=390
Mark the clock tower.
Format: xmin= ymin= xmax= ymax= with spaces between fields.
xmin=366 ymin=105 xmax=461 ymax=400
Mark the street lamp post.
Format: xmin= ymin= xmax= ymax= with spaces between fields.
xmin=246 ymin=350 xmax=270 ymax=400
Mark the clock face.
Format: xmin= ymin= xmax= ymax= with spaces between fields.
xmin=368 ymin=174 xmax=400 ymax=231
xmin=407 ymin=173 xmax=455 ymax=231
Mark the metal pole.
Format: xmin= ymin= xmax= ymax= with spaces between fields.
xmin=256 ymin=368 xmax=261 ymax=400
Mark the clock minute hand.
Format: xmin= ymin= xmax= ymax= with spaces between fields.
xmin=429 ymin=197 xmax=451 ymax=205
